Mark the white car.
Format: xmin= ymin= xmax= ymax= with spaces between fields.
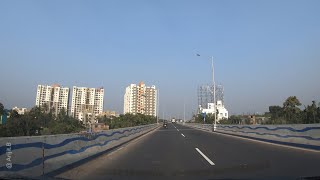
xmin=171 ymin=118 xmax=176 ymax=123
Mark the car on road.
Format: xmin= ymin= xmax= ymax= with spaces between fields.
xmin=171 ymin=118 xmax=176 ymax=123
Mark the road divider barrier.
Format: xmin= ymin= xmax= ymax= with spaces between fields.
xmin=0 ymin=123 xmax=159 ymax=178
xmin=184 ymin=123 xmax=320 ymax=151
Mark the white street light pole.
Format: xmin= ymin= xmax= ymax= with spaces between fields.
xmin=157 ymin=89 xmax=159 ymax=124
xmin=211 ymin=56 xmax=217 ymax=131
xmin=197 ymin=53 xmax=217 ymax=131
xmin=183 ymin=100 xmax=186 ymax=124
xmin=163 ymin=111 xmax=164 ymax=121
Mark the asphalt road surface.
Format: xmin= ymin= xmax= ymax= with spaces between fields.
xmin=57 ymin=123 xmax=320 ymax=180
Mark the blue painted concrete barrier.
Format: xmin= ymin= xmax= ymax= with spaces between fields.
xmin=0 ymin=123 xmax=159 ymax=178
xmin=184 ymin=123 xmax=320 ymax=151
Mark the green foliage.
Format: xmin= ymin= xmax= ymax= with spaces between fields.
xmin=267 ymin=96 xmax=320 ymax=124
xmin=219 ymin=115 xmax=251 ymax=125
xmin=283 ymin=96 xmax=302 ymax=123
xmin=218 ymin=118 xmax=230 ymax=124
xmin=98 ymin=113 xmax=157 ymax=129
xmin=301 ymin=101 xmax=319 ymax=124
xmin=222 ymin=115 xmax=242 ymax=124
xmin=0 ymin=104 xmax=156 ymax=137
xmin=47 ymin=108 xmax=85 ymax=134
xmin=202 ymin=96 xmax=320 ymax=125
xmin=269 ymin=106 xmax=283 ymax=119
xmin=1 ymin=109 xmax=42 ymax=137
xmin=0 ymin=106 xmax=85 ymax=137
xmin=193 ymin=113 xmax=215 ymax=124
xmin=0 ymin=102 xmax=4 ymax=115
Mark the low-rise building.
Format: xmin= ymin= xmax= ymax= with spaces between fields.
xmin=98 ymin=110 xmax=119 ymax=118
xmin=12 ymin=107 xmax=28 ymax=115
xmin=199 ymin=100 xmax=229 ymax=121
xmin=216 ymin=101 xmax=228 ymax=120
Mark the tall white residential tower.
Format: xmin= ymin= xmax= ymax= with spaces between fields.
xmin=71 ymin=86 xmax=104 ymax=121
xmin=35 ymin=84 xmax=70 ymax=116
xmin=123 ymin=82 xmax=157 ymax=116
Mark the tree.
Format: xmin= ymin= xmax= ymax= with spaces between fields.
xmin=194 ymin=113 xmax=215 ymax=124
xmin=106 ymin=113 xmax=156 ymax=129
xmin=41 ymin=103 xmax=49 ymax=113
xmin=10 ymin=110 xmax=20 ymax=118
xmin=318 ymin=107 xmax=320 ymax=123
xmin=303 ymin=101 xmax=319 ymax=124
xmin=283 ymin=96 xmax=302 ymax=124
xmin=0 ymin=102 xmax=4 ymax=115
xmin=0 ymin=106 xmax=156 ymax=137
xmin=56 ymin=108 xmax=67 ymax=121
xmin=269 ymin=106 xmax=283 ymax=120
xmin=4 ymin=111 xmax=42 ymax=137
xmin=228 ymin=115 xmax=242 ymax=124
xmin=48 ymin=109 xmax=85 ymax=134
xmin=310 ymin=101 xmax=318 ymax=123
xmin=49 ymin=118 xmax=85 ymax=135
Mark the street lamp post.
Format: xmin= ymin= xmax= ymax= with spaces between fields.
xmin=157 ymin=89 xmax=159 ymax=124
xmin=197 ymin=54 xmax=217 ymax=131
xmin=183 ymin=100 xmax=185 ymax=124
xmin=211 ymin=56 xmax=217 ymax=131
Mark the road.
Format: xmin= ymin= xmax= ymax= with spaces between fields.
xmin=57 ymin=123 xmax=320 ymax=180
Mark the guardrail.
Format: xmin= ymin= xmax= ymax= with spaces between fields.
xmin=184 ymin=123 xmax=320 ymax=151
xmin=0 ymin=123 xmax=159 ymax=178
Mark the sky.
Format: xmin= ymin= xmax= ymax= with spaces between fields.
xmin=0 ymin=0 xmax=320 ymax=119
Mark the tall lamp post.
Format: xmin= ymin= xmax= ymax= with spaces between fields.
xmin=157 ymin=89 xmax=159 ymax=124
xmin=183 ymin=100 xmax=185 ymax=124
xmin=211 ymin=56 xmax=217 ymax=131
xmin=197 ymin=54 xmax=217 ymax=131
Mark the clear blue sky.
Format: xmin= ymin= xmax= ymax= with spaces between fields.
xmin=0 ymin=0 xmax=319 ymax=118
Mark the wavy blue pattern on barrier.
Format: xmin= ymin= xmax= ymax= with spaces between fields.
xmin=217 ymin=125 xmax=320 ymax=132
xmin=0 ymin=126 xmax=145 ymax=156
xmin=0 ymin=156 xmax=43 ymax=172
xmin=220 ymin=129 xmax=320 ymax=141
xmin=0 ymin=126 xmax=149 ymax=172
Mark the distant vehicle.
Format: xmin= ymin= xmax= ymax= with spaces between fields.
xmin=171 ymin=118 xmax=176 ymax=123
xmin=163 ymin=120 xmax=168 ymax=128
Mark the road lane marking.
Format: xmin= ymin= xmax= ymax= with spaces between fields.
xmin=177 ymin=129 xmax=179 ymax=131
xmin=195 ymin=148 xmax=215 ymax=165
xmin=183 ymin=124 xmax=320 ymax=154
xmin=181 ymin=133 xmax=185 ymax=137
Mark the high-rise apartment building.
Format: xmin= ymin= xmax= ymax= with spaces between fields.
xmin=35 ymin=84 xmax=70 ymax=116
xmin=71 ymin=86 xmax=104 ymax=121
xmin=124 ymin=82 xmax=157 ymax=116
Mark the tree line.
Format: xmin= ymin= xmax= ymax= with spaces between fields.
xmin=193 ymin=113 xmax=215 ymax=124
xmin=0 ymin=104 xmax=85 ymax=137
xmin=0 ymin=102 xmax=157 ymax=137
xmin=193 ymin=96 xmax=320 ymax=125
xmin=267 ymin=96 xmax=320 ymax=124
xmin=97 ymin=113 xmax=157 ymax=129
